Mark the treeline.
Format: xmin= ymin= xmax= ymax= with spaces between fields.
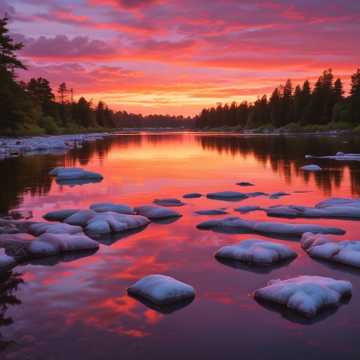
xmin=0 ymin=16 xmax=189 ymax=136
xmin=195 ymin=69 xmax=360 ymax=130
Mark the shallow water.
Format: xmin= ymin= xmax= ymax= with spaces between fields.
xmin=1 ymin=132 xmax=360 ymax=360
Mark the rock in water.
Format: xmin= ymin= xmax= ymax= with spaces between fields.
xmin=9 ymin=209 xmax=33 ymax=220
xmin=135 ymin=205 xmax=182 ymax=220
xmin=301 ymin=232 xmax=360 ymax=268
xmin=28 ymin=222 xmax=83 ymax=236
xmin=300 ymin=164 xmax=322 ymax=171
xmin=43 ymin=209 xmax=79 ymax=222
xmin=153 ymin=198 xmax=185 ymax=207
xmin=49 ymin=167 xmax=103 ymax=185
xmin=269 ymin=192 xmax=290 ymax=200
xmin=207 ymin=191 xmax=249 ymax=201
xmin=254 ymin=276 xmax=352 ymax=318
xmin=183 ymin=193 xmax=202 ymax=199
xmin=195 ymin=209 xmax=227 ymax=215
xmin=0 ymin=248 xmax=17 ymax=270
xmin=196 ymin=217 xmax=345 ymax=237
xmin=236 ymin=182 xmax=254 ymax=187
xmin=90 ymin=203 xmax=135 ymax=215
xmin=234 ymin=206 xmax=262 ymax=214
xmin=28 ymin=233 xmax=99 ymax=257
xmin=215 ymin=239 xmax=297 ymax=266
xmin=65 ymin=211 xmax=150 ymax=234
xmin=127 ymin=274 xmax=195 ymax=306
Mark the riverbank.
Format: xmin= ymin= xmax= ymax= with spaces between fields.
xmin=0 ymin=132 xmax=113 ymax=160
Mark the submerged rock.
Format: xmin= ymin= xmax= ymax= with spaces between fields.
xmin=43 ymin=209 xmax=79 ymax=222
xmin=195 ymin=209 xmax=227 ymax=215
xmin=302 ymin=232 xmax=360 ymax=268
xmin=234 ymin=206 xmax=262 ymax=214
xmin=197 ymin=217 xmax=345 ymax=237
xmin=215 ymin=239 xmax=297 ymax=266
xmin=135 ymin=205 xmax=181 ymax=220
xmin=183 ymin=193 xmax=202 ymax=199
xmin=269 ymin=192 xmax=290 ymax=200
xmin=237 ymin=182 xmax=254 ymax=187
xmin=207 ymin=191 xmax=248 ymax=201
xmin=90 ymin=203 xmax=135 ymax=215
xmin=153 ymin=198 xmax=185 ymax=207
xmin=300 ymin=164 xmax=322 ymax=172
xmin=127 ymin=274 xmax=195 ymax=306
xmin=254 ymin=276 xmax=352 ymax=318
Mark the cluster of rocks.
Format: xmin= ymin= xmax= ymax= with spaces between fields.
xmin=2 ymin=166 xmax=360 ymax=319
xmin=0 ymin=133 xmax=111 ymax=160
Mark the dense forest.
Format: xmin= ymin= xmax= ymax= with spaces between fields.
xmin=0 ymin=16 xmax=192 ymax=136
xmin=195 ymin=69 xmax=360 ymax=131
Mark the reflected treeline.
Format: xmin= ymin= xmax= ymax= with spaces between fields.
xmin=197 ymin=135 xmax=360 ymax=195
xmin=0 ymin=271 xmax=23 ymax=353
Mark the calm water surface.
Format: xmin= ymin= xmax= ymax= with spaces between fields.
xmin=1 ymin=132 xmax=360 ymax=360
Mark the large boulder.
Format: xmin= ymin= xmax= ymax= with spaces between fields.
xmin=301 ymin=232 xmax=360 ymax=268
xmin=215 ymin=239 xmax=297 ymax=266
xmin=50 ymin=167 xmax=103 ymax=186
xmin=28 ymin=222 xmax=83 ymax=236
xmin=43 ymin=209 xmax=80 ymax=222
xmin=254 ymin=276 xmax=352 ymax=318
xmin=127 ymin=274 xmax=195 ymax=306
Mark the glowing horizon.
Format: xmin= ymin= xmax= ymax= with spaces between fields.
xmin=2 ymin=0 xmax=360 ymax=116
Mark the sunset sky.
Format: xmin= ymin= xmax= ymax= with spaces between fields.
xmin=2 ymin=0 xmax=360 ymax=116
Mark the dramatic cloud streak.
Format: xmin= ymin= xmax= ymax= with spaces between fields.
xmin=4 ymin=0 xmax=360 ymax=115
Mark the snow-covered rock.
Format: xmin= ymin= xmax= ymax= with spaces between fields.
xmin=50 ymin=167 xmax=103 ymax=185
xmin=254 ymin=276 xmax=352 ymax=318
xmin=301 ymin=232 xmax=360 ymax=268
xmin=183 ymin=193 xmax=202 ymax=199
xmin=127 ymin=274 xmax=195 ymax=306
xmin=215 ymin=240 xmax=297 ymax=266
xmin=43 ymin=209 xmax=79 ymax=222
xmin=153 ymin=198 xmax=185 ymax=207
xmin=234 ymin=206 xmax=262 ymax=214
xmin=28 ymin=233 xmax=99 ymax=257
xmin=300 ymin=164 xmax=322 ymax=171
xmin=269 ymin=192 xmax=290 ymax=200
xmin=237 ymin=182 xmax=254 ymax=187
xmin=195 ymin=209 xmax=227 ymax=215
xmin=197 ymin=217 xmax=345 ymax=237
xmin=135 ymin=205 xmax=181 ymax=220
xmin=65 ymin=211 xmax=150 ymax=234
xmin=207 ymin=191 xmax=249 ymax=201
xmin=267 ymin=200 xmax=360 ymax=219
xmin=0 ymin=248 xmax=17 ymax=270
xmin=90 ymin=203 xmax=135 ymax=215
xmin=28 ymin=222 xmax=83 ymax=236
